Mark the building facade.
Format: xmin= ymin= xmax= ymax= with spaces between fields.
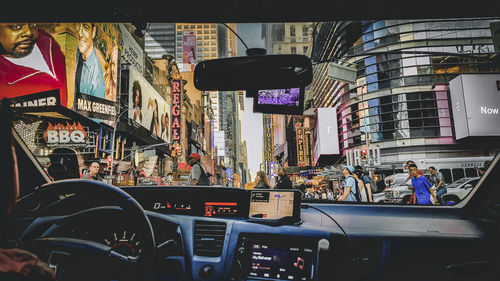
xmin=311 ymin=19 xmax=500 ymax=167
xmin=145 ymin=23 xmax=176 ymax=59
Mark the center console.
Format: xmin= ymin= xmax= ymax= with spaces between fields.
xmin=235 ymin=235 xmax=319 ymax=281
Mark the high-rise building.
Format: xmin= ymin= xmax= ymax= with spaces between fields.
xmin=145 ymin=23 xmax=176 ymax=59
xmin=273 ymin=22 xmax=312 ymax=55
xmin=262 ymin=23 xmax=285 ymax=54
xmin=175 ymin=23 xmax=219 ymax=71
xmin=310 ymin=19 xmax=500 ymax=167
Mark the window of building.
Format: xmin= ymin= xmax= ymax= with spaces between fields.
xmin=183 ymin=25 xmax=188 ymax=29
xmin=211 ymin=24 xmax=216 ymax=28
xmin=211 ymin=53 xmax=216 ymax=57
xmin=211 ymin=35 xmax=216 ymax=39
xmin=204 ymin=35 xmax=209 ymax=39
xmin=204 ymin=47 xmax=209 ymax=51
xmin=177 ymin=25 xmax=182 ymax=29
xmin=290 ymin=25 xmax=296 ymax=37
xmin=291 ymin=38 xmax=296 ymax=42
xmin=197 ymin=30 xmax=202 ymax=34
xmin=291 ymin=47 xmax=296 ymax=54
xmin=177 ymin=31 xmax=183 ymax=35
xmin=211 ymin=30 xmax=216 ymax=34
xmin=302 ymin=25 xmax=308 ymax=37
xmin=197 ymin=36 xmax=202 ymax=40
xmin=197 ymin=25 xmax=202 ymax=28
xmin=211 ymin=41 xmax=216 ymax=45
xmin=190 ymin=25 xmax=195 ymax=29
xmin=204 ymin=41 xmax=209 ymax=45
xmin=303 ymin=46 xmax=308 ymax=54
xmin=204 ymin=30 xmax=209 ymax=34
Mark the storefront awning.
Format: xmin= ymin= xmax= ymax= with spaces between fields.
xmin=116 ymin=121 xmax=171 ymax=155
xmin=13 ymin=104 xmax=100 ymax=129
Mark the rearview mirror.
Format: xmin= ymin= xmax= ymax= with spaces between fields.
xmin=464 ymin=184 xmax=473 ymax=189
xmin=194 ymin=55 xmax=313 ymax=91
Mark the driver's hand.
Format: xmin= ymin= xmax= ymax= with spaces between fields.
xmin=0 ymin=248 xmax=56 ymax=280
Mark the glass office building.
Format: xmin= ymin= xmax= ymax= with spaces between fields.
xmin=315 ymin=19 xmax=500 ymax=163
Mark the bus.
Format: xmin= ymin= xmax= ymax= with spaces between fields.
xmin=414 ymin=156 xmax=493 ymax=183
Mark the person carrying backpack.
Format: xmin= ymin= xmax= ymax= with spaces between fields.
xmin=355 ymin=165 xmax=374 ymax=202
xmin=337 ymin=165 xmax=361 ymax=202
xmin=187 ymin=153 xmax=211 ymax=186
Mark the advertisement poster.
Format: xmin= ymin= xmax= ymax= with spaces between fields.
xmin=0 ymin=23 xmax=120 ymax=121
xmin=183 ymin=31 xmax=196 ymax=72
xmin=129 ymin=67 xmax=171 ymax=142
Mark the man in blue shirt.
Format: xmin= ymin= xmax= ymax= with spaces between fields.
xmin=337 ymin=165 xmax=359 ymax=202
xmin=409 ymin=164 xmax=439 ymax=205
xmin=75 ymin=23 xmax=105 ymax=99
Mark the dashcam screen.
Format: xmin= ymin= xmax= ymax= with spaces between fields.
xmin=257 ymin=88 xmax=301 ymax=106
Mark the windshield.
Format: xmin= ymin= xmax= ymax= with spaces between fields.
xmin=447 ymin=178 xmax=474 ymax=188
xmin=3 ymin=20 xmax=499 ymax=206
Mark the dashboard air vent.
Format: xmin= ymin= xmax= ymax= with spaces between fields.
xmin=194 ymin=220 xmax=226 ymax=257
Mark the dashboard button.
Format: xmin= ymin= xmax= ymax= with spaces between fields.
xmin=199 ymin=265 xmax=214 ymax=280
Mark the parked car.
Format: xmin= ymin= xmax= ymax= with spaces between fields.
xmin=442 ymin=177 xmax=480 ymax=205
xmin=382 ymin=173 xmax=414 ymax=203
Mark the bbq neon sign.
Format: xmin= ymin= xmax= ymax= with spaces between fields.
xmin=171 ymin=80 xmax=182 ymax=142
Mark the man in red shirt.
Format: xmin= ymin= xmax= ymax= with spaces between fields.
xmin=0 ymin=23 xmax=68 ymax=107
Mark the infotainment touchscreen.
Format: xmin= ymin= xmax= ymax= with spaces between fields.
xmin=247 ymin=240 xmax=315 ymax=281
xmin=248 ymin=190 xmax=300 ymax=220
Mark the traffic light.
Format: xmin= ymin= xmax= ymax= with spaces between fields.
xmin=361 ymin=149 xmax=367 ymax=159
xmin=107 ymin=156 xmax=112 ymax=171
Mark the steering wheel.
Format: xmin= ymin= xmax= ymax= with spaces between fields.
xmin=13 ymin=179 xmax=157 ymax=281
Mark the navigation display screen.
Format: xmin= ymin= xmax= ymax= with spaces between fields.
xmin=247 ymin=240 xmax=315 ymax=281
xmin=249 ymin=191 xmax=296 ymax=220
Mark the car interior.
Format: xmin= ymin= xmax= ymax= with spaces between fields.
xmin=1 ymin=1 xmax=500 ymax=281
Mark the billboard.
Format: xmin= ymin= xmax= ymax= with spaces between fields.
xmin=0 ymin=23 xmax=120 ymax=121
xmin=129 ymin=67 xmax=171 ymax=142
xmin=450 ymin=74 xmax=500 ymax=140
xmin=183 ymin=31 xmax=196 ymax=72
xmin=119 ymin=23 xmax=144 ymax=74
xmin=214 ymin=130 xmax=225 ymax=157
xmin=314 ymin=107 xmax=340 ymax=165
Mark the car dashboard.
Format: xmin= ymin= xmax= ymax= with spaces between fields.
xmin=3 ymin=186 xmax=499 ymax=281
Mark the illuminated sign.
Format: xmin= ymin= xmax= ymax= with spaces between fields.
xmin=171 ymin=80 xmax=182 ymax=142
xmin=450 ymin=74 xmax=500 ymax=139
xmin=43 ymin=122 xmax=88 ymax=147
xmin=296 ymin=127 xmax=306 ymax=166
xmin=263 ymin=114 xmax=274 ymax=164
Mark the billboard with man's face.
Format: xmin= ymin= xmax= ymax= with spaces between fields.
xmin=128 ymin=67 xmax=171 ymax=142
xmin=0 ymin=23 xmax=120 ymax=121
